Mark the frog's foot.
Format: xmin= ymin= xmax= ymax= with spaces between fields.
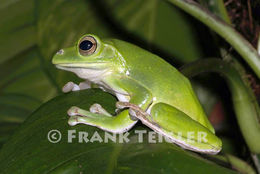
xmin=89 ymin=103 xmax=112 ymax=117
xmin=62 ymin=81 xmax=91 ymax=93
xmin=67 ymin=106 xmax=137 ymax=133
xmin=116 ymin=103 xmax=159 ymax=132
xmin=67 ymin=106 xmax=104 ymax=126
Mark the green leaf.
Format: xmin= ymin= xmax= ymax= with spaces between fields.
xmin=0 ymin=93 xmax=41 ymax=123
xmin=0 ymin=89 xmax=237 ymax=173
xmin=0 ymin=122 xmax=20 ymax=148
xmin=0 ymin=48 xmax=57 ymax=123
xmin=0 ymin=0 xmax=36 ymax=63
xmin=102 ymin=0 xmax=203 ymax=63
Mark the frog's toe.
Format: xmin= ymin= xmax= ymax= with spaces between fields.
xmin=79 ymin=81 xmax=91 ymax=90
xmin=89 ymin=103 xmax=103 ymax=113
xmin=68 ymin=116 xmax=79 ymax=126
xmin=68 ymin=116 xmax=91 ymax=126
xmin=67 ymin=106 xmax=80 ymax=116
xmin=67 ymin=106 xmax=97 ymax=118
xmin=129 ymin=108 xmax=139 ymax=121
xmin=62 ymin=82 xmax=80 ymax=93
xmin=89 ymin=103 xmax=112 ymax=116
xmin=68 ymin=115 xmax=98 ymax=127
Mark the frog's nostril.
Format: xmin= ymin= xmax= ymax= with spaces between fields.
xmin=56 ymin=49 xmax=64 ymax=55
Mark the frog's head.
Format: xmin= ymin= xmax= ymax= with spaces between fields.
xmin=52 ymin=34 xmax=123 ymax=81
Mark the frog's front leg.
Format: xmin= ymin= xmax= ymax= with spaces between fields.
xmin=68 ymin=108 xmax=134 ymax=132
xmin=67 ymin=78 xmax=153 ymax=133
xmin=62 ymin=81 xmax=91 ymax=93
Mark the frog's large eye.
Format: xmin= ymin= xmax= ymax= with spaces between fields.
xmin=78 ymin=36 xmax=97 ymax=56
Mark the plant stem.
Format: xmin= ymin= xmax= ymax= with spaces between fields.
xmin=257 ymin=34 xmax=260 ymax=55
xmin=251 ymin=154 xmax=260 ymax=174
xmin=197 ymin=0 xmax=231 ymax=24
xmin=181 ymin=58 xmax=260 ymax=153
xmin=166 ymin=0 xmax=260 ymax=79
xmin=215 ymin=154 xmax=256 ymax=174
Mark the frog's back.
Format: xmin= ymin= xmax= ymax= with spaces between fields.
xmin=111 ymin=39 xmax=213 ymax=131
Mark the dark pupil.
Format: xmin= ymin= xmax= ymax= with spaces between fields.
xmin=79 ymin=40 xmax=93 ymax=51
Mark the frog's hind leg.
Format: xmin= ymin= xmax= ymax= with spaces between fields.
xmin=147 ymin=103 xmax=221 ymax=154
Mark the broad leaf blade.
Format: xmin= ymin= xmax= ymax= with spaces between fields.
xmin=0 ymin=89 xmax=237 ymax=174
xmin=102 ymin=0 xmax=203 ymax=63
xmin=0 ymin=0 xmax=36 ymax=63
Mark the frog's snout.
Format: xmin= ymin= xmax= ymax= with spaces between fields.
xmin=52 ymin=49 xmax=65 ymax=65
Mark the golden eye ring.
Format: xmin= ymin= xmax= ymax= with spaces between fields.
xmin=78 ymin=36 xmax=97 ymax=56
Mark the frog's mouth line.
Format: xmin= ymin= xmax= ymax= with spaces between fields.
xmin=55 ymin=63 xmax=108 ymax=70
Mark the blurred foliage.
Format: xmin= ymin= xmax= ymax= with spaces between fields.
xmin=0 ymin=0 xmax=259 ymax=173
